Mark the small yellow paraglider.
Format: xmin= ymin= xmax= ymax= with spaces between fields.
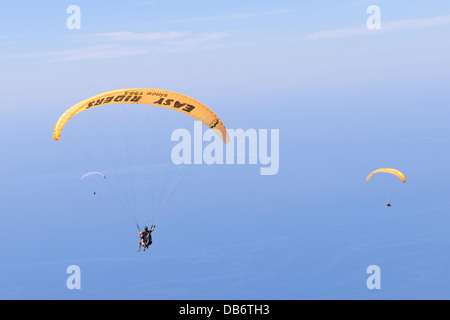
xmin=366 ymin=168 xmax=406 ymax=183
xmin=366 ymin=168 xmax=406 ymax=207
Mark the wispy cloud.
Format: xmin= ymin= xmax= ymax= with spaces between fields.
xmin=88 ymin=31 xmax=187 ymax=41
xmin=301 ymin=15 xmax=450 ymax=40
xmin=143 ymin=31 xmax=235 ymax=54
xmin=18 ymin=31 xmax=232 ymax=61
xmin=168 ymin=8 xmax=291 ymax=23
xmin=163 ymin=32 xmax=230 ymax=47
xmin=18 ymin=44 xmax=149 ymax=62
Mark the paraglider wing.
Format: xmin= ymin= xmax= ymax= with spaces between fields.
xmin=53 ymin=88 xmax=229 ymax=144
xmin=366 ymin=168 xmax=406 ymax=183
xmin=80 ymin=172 xmax=106 ymax=181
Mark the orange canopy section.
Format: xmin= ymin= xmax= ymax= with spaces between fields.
xmin=366 ymin=168 xmax=406 ymax=183
xmin=53 ymin=88 xmax=229 ymax=143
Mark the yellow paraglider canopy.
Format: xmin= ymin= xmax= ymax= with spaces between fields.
xmin=366 ymin=168 xmax=406 ymax=183
xmin=53 ymin=88 xmax=229 ymax=143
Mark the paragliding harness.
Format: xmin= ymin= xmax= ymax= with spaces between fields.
xmin=138 ymin=224 xmax=153 ymax=249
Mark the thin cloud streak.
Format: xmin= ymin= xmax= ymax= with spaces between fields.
xmin=17 ymin=44 xmax=149 ymax=62
xmin=301 ymin=15 xmax=450 ymax=40
xmin=167 ymin=8 xmax=291 ymax=23
xmin=88 ymin=31 xmax=188 ymax=41
xmin=16 ymin=31 xmax=232 ymax=61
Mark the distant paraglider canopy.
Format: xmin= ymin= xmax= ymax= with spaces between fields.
xmin=80 ymin=171 xmax=106 ymax=181
xmin=366 ymin=168 xmax=406 ymax=183
xmin=80 ymin=171 xmax=107 ymax=196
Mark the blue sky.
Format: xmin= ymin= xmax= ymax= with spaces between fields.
xmin=1 ymin=0 xmax=450 ymax=299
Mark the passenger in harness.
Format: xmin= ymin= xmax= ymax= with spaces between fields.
xmin=138 ymin=225 xmax=155 ymax=252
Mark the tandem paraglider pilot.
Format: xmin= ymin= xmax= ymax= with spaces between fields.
xmin=138 ymin=225 xmax=155 ymax=252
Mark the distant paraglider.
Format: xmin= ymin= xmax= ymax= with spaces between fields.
xmin=80 ymin=171 xmax=106 ymax=195
xmin=366 ymin=168 xmax=406 ymax=207
xmin=366 ymin=168 xmax=406 ymax=183
xmin=80 ymin=171 xmax=106 ymax=181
